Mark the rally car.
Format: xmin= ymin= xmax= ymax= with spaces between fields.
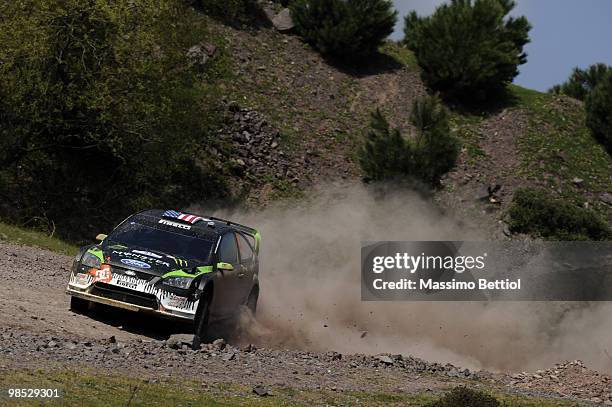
xmin=66 ymin=209 xmax=260 ymax=346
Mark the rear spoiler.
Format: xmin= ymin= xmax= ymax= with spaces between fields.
xmin=207 ymin=216 xmax=261 ymax=253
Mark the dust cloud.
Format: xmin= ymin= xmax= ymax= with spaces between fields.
xmin=195 ymin=183 xmax=612 ymax=373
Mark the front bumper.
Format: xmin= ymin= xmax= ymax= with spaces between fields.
xmin=67 ymin=286 xmax=196 ymax=320
xmin=67 ymin=269 xmax=199 ymax=321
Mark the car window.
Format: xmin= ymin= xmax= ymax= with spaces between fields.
xmin=237 ymin=233 xmax=254 ymax=264
xmin=218 ymin=233 xmax=238 ymax=265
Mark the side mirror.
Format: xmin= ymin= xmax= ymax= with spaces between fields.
xmin=216 ymin=262 xmax=234 ymax=271
xmin=95 ymin=233 xmax=108 ymax=242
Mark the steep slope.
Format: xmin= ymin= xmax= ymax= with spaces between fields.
xmin=204 ymin=16 xmax=611 ymax=234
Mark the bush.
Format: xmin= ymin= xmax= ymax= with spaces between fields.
xmin=550 ymin=63 xmax=611 ymax=101
xmin=409 ymin=95 xmax=459 ymax=185
xmin=508 ymin=189 xmax=612 ymax=241
xmin=404 ymin=0 xmax=531 ymax=102
xmin=425 ymin=387 xmax=499 ymax=407
xmin=0 ymin=0 xmax=229 ymax=242
xmin=359 ymin=96 xmax=459 ymax=185
xmin=290 ymin=0 xmax=397 ymax=59
xmin=358 ymin=109 xmax=412 ymax=181
xmin=585 ymin=70 xmax=612 ymax=155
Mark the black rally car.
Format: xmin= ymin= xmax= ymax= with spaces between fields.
xmin=66 ymin=209 xmax=260 ymax=343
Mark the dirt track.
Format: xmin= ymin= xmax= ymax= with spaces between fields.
xmin=0 ymin=241 xmax=610 ymax=405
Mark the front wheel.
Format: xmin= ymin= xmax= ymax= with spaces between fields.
xmin=246 ymin=286 xmax=259 ymax=317
xmin=192 ymin=295 xmax=211 ymax=350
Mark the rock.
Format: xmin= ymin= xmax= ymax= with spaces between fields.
xmin=376 ymin=355 xmax=394 ymax=365
xmin=360 ymin=331 xmax=368 ymax=338
xmin=476 ymin=186 xmax=491 ymax=201
xmin=108 ymin=335 xmax=116 ymax=344
xmin=502 ymin=224 xmax=512 ymax=237
xmin=186 ymin=42 xmax=217 ymax=66
xmin=272 ymin=8 xmax=295 ymax=32
xmin=222 ymin=351 xmax=236 ymax=361
xmin=212 ymin=338 xmax=226 ymax=351
xmin=252 ymin=385 xmax=269 ymax=397
xmin=47 ymin=340 xmax=58 ymax=348
xmin=600 ymin=192 xmax=612 ymax=205
xmin=166 ymin=334 xmax=195 ymax=350
xmin=447 ymin=368 xmax=461 ymax=377
xmin=572 ymin=177 xmax=584 ymax=186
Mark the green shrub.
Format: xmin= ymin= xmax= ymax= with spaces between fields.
xmin=358 ymin=109 xmax=412 ymax=181
xmin=508 ymin=189 xmax=612 ymax=241
xmin=425 ymin=387 xmax=499 ymax=407
xmin=585 ymin=70 xmax=612 ymax=155
xmin=0 ymin=0 xmax=229 ymax=242
xmin=290 ymin=0 xmax=397 ymax=59
xmin=404 ymin=0 xmax=531 ymax=102
xmin=409 ymin=95 xmax=459 ymax=185
xmin=359 ymin=96 xmax=459 ymax=186
xmin=550 ymin=63 xmax=611 ymax=101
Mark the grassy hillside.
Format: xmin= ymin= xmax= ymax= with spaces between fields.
xmin=202 ymin=15 xmax=611 ymax=234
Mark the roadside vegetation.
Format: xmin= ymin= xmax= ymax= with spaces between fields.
xmin=0 ymin=0 xmax=232 ymax=243
xmin=403 ymin=0 xmax=531 ymax=103
xmin=549 ymin=63 xmax=611 ymax=101
xmin=0 ymin=366 xmax=581 ymax=407
xmin=290 ymin=0 xmax=397 ymax=59
xmin=508 ymin=188 xmax=611 ymax=241
xmin=0 ymin=222 xmax=78 ymax=255
xmin=359 ymin=95 xmax=459 ymax=186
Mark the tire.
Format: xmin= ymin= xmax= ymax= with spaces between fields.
xmin=70 ymin=296 xmax=89 ymax=313
xmin=192 ymin=294 xmax=211 ymax=350
xmin=246 ymin=286 xmax=259 ymax=317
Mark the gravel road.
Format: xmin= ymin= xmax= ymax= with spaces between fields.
xmin=0 ymin=242 xmax=610 ymax=405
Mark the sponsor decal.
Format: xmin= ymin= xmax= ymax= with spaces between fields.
xmin=158 ymin=219 xmax=191 ymax=230
xmin=74 ymin=273 xmax=90 ymax=286
xmin=114 ymin=273 xmax=141 ymax=290
xmin=89 ymin=264 xmax=112 ymax=283
xmin=165 ymin=294 xmax=190 ymax=309
xmin=112 ymin=250 xmax=171 ymax=268
xmin=120 ymin=258 xmax=151 ymax=269
xmin=124 ymin=270 xmax=136 ymax=276
xmin=132 ymin=250 xmax=163 ymax=259
xmin=162 ymin=210 xmax=210 ymax=224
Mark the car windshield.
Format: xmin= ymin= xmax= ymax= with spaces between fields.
xmin=108 ymin=221 xmax=214 ymax=263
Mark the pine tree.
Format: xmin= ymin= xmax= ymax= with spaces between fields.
xmin=290 ymin=0 xmax=397 ymax=59
xmin=359 ymin=96 xmax=459 ymax=185
xmin=585 ymin=70 xmax=612 ymax=155
xmin=403 ymin=0 xmax=531 ymax=102
xmin=410 ymin=95 xmax=459 ymax=185
xmin=358 ymin=109 xmax=412 ymax=180
xmin=549 ymin=63 xmax=611 ymax=101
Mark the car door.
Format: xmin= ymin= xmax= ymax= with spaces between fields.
xmin=235 ymin=232 xmax=256 ymax=304
xmin=209 ymin=232 xmax=242 ymax=318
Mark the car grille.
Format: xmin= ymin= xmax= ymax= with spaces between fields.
xmin=110 ymin=266 xmax=156 ymax=281
xmin=91 ymin=283 xmax=158 ymax=309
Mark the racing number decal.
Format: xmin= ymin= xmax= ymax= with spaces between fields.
xmin=89 ymin=264 xmax=112 ymax=283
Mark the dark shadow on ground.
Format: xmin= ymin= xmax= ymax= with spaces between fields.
xmin=324 ymin=51 xmax=405 ymax=78
xmin=79 ymin=303 xmax=242 ymax=343
xmin=441 ymin=86 xmax=522 ymax=117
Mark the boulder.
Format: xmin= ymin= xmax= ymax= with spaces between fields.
xmin=272 ymin=8 xmax=294 ymax=32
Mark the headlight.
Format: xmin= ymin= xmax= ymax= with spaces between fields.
xmin=81 ymin=252 xmax=101 ymax=269
xmin=163 ymin=276 xmax=193 ymax=289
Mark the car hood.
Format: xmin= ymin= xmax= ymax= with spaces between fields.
xmin=100 ymin=244 xmax=193 ymax=276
